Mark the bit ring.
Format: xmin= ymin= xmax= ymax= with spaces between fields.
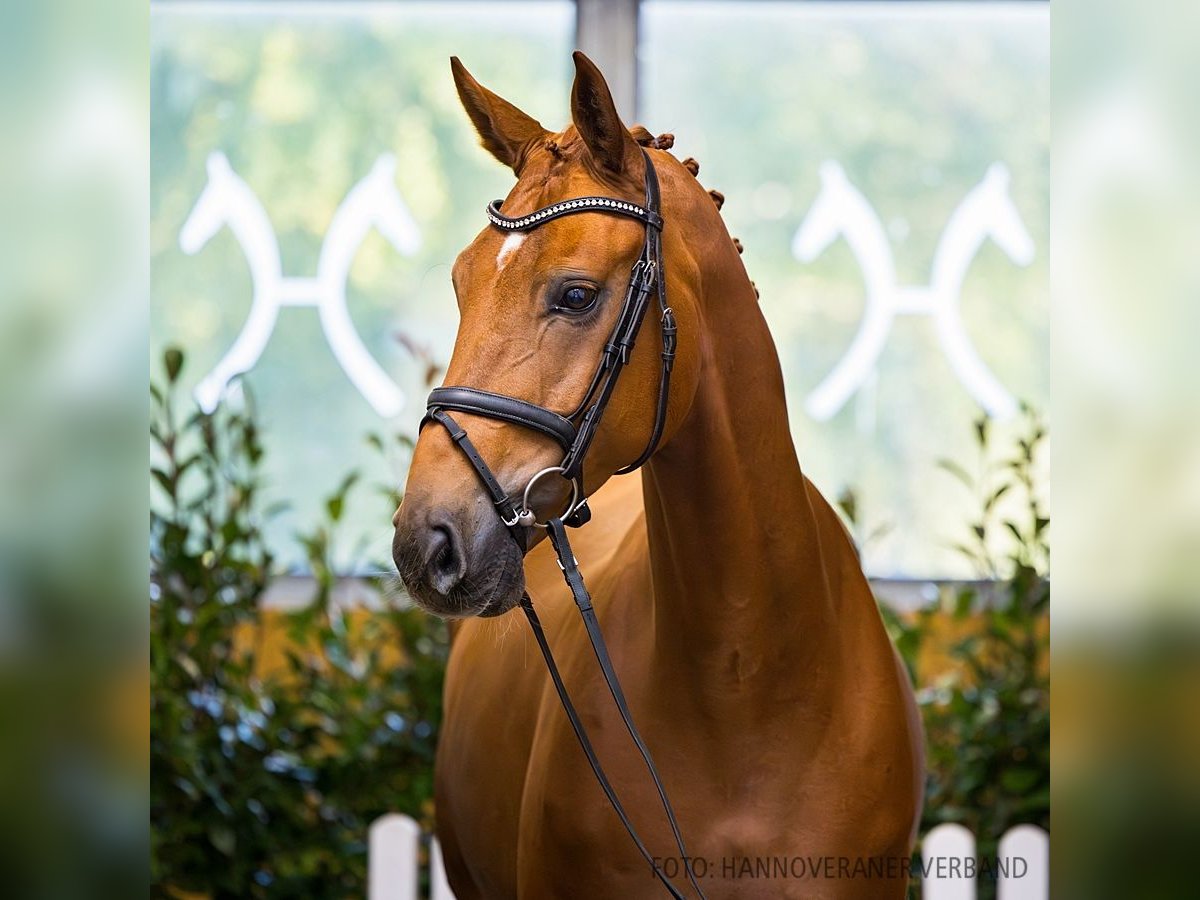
xmin=517 ymin=466 xmax=581 ymax=528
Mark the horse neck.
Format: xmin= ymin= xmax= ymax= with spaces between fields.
xmin=640 ymin=203 xmax=852 ymax=696
xmin=930 ymin=187 xmax=991 ymax=296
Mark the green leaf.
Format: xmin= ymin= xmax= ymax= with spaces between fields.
xmin=325 ymin=471 xmax=361 ymax=522
xmin=999 ymin=767 xmax=1041 ymax=794
xmin=836 ymin=487 xmax=858 ymax=525
xmin=336 ymin=470 xmax=361 ymax=499
xmin=164 ymin=346 xmax=184 ymax=383
xmin=950 ymin=542 xmax=983 ymax=565
xmin=936 ymin=458 xmax=974 ymax=489
xmin=152 ymin=468 xmax=174 ymax=497
xmin=974 ymin=416 xmax=990 ymax=447
xmin=866 ymin=522 xmax=894 ymax=543
xmin=208 ymin=825 xmax=236 ymax=856
xmin=984 ymin=483 xmax=1011 ymax=511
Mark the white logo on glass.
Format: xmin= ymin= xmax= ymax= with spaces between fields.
xmin=180 ymin=152 xmax=421 ymax=416
xmin=792 ymin=161 xmax=1034 ymax=421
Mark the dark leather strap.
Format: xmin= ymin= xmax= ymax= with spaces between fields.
xmin=427 ymin=386 xmax=576 ymax=451
xmin=425 ymin=410 xmax=522 ymax=527
xmin=519 ymin=595 xmax=688 ymax=900
xmin=561 ymin=151 xmax=673 ymax=479
xmin=559 ymin=256 xmax=657 ymax=480
xmin=546 ymin=519 xmax=708 ymax=900
xmin=616 ymin=160 xmax=675 ymax=473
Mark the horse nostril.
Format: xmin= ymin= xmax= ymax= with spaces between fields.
xmin=425 ymin=522 xmax=466 ymax=595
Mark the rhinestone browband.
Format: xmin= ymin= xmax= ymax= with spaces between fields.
xmin=486 ymin=197 xmax=664 ymax=232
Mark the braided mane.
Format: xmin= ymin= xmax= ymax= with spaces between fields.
xmin=629 ymin=124 xmax=757 ymax=299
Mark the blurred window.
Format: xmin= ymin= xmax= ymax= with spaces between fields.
xmin=642 ymin=1 xmax=1049 ymax=576
xmin=151 ymin=1 xmax=574 ymax=569
xmin=151 ymin=0 xmax=1048 ymax=579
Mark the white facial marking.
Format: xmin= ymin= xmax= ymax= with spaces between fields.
xmin=496 ymin=233 xmax=526 ymax=270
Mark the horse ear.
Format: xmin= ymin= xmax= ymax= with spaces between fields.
xmin=570 ymin=51 xmax=640 ymax=176
xmin=451 ymin=57 xmax=548 ymax=173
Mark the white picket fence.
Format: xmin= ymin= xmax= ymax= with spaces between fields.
xmin=921 ymin=824 xmax=1049 ymax=900
xmin=369 ymin=816 xmax=1048 ymax=900
xmin=369 ymin=815 xmax=455 ymax=900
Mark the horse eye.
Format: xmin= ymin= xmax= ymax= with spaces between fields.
xmin=557 ymin=284 xmax=599 ymax=313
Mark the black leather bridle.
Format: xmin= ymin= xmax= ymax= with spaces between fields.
xmin=421 ymin=150 xmax=706 ymax=899
xmin=425 ymin=148 xmax=676 ymax=531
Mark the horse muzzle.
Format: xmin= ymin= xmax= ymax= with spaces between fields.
xmin=392 ymin=498 xmax=526 ymax=618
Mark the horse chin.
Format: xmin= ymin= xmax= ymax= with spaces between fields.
xmin=403 ymin=541 xmax=526 ymax=620
xmin=475 ymin=586 xmax=521 ymax=618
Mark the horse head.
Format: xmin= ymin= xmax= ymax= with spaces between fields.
xmin=977 ymin=162 xmax=1036 ymax=266
xmin=179 ymin=152 xmax=237 ymax=255
xmin=393 ymin=53 xmax=714 ymax=617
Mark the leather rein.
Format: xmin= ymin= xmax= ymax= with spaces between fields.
xmin=421 ymin=150 xmax=706 ymax=899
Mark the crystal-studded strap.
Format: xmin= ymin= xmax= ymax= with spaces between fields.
xmin=486 ymin=196 xmax=664 ymax=232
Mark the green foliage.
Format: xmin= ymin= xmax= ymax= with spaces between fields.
xmin=150 ymin=350 xmax=447 ymax=899
xmin=881 ymin=409 xmax=1049 ymax=896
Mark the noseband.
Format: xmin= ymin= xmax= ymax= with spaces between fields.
xmin=421 ymin=150 xmax=706 ymax=899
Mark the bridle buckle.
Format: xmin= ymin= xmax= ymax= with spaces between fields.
xmin=641 ymin=259 xmax=657 ymax=290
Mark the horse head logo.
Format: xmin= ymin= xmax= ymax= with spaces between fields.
xmin=793 ymin=160 xmax=1035 ymax=421
xmin=180 ymin=153 xmax=235 ymax=254
xmin=357 ymin=155 xmax=422 ymax=256
xmin=179 ymin=151 xmax=421 ymax=416
xmin=969 ymin=163 xmax=1035 ymax=267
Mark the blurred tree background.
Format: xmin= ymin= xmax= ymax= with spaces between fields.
xmin=151 ymin=350 xmax=448 ymax=897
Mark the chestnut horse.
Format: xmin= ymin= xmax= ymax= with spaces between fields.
xmin=393 ymin=53 xmax=923 ymax=899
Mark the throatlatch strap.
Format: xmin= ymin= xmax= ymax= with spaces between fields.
xmin=544 ymin=519 xmax=709 ymax=900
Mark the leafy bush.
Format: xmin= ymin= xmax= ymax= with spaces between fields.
xmin=150 ymin=350 xmax=447 ymax=898
xmin=875 ymin=411 xmax=1050 ymax=896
